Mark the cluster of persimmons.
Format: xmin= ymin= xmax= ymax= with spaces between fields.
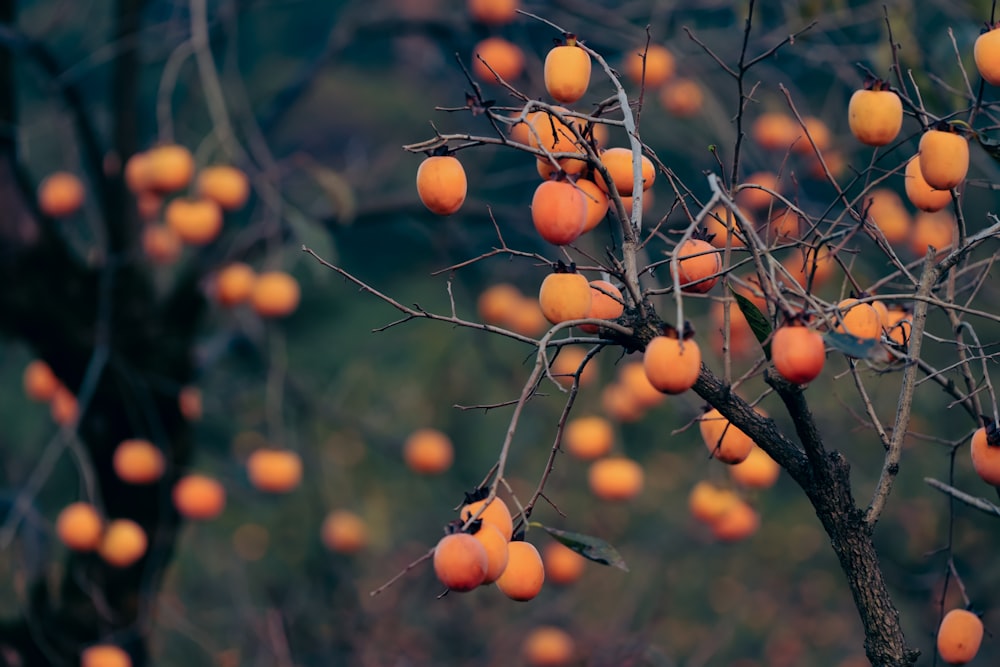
xmin=402 ymin=2 xmax=1000 ymax=663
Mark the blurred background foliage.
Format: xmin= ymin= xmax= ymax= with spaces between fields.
xmin=3 ymin=0 xmax=1000 ymax=665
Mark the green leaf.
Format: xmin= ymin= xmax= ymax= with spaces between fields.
xmin=731 ymin=288 xmax=772 ymax=359
xmin=823 ymin=331 xmax=890 ymax=362
xmin=530 ymin=523 xmax=629 ymax=572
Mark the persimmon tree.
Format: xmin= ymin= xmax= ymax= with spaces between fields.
xmin=3 ymin=1 xmax=1000 ymax=666
xmin=311 ymin=3 xmax=1000 ymax=667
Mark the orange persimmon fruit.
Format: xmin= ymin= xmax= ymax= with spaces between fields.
xmin=495 ymin=540 xmax=545 ymax=601
xmin=848 ymin=83 xmax=903 ymax=146
xmin=643 ymin=333 xmax=702 ymax=395
xmin=771 ymin=324 xmax=825 ymax=385
xmin=699 ymin=408 xmax=754 ymax=464
xmin=433 ymin=532 xmax=488 ymax=592
xmin=538 ymin=268 xmax=592 ymax=324
xmin=531 ymin=179 xmax=587 ymax=245
xmin=563 ymin=415 xmax=614 ymax=460
xmin=918 ymin=128 xmax=969 ymax=191
xmin=56 ymin=502 xmax=103 ymax=551
xmin=113 ymin=438 xmax=165 ymax=485
xmin=196 ymin=165 xmax=250 ymax=211
xmin=172 ymin=474 xmax=226 ymax=520
xmin=38 ymin=172 xmax=85 ymax=218
xmin=416 ymin=154 xmax=467 ymax=216
xmin=544 ymin=36 xmax=591 ymax=104
xmin=674 ymin=237 xmax=721 ymax=293
xmin=578 ymin=279 xmax=623 ymax=333
xmin=936 ymin=608 xmax=983 ymax=665
xmin=403 ymin=427 xmax=453 ymax=475
xmin=588 ymin=456 xmax=644 ymax=501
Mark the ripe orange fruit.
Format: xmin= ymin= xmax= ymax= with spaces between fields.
xmin=619 ymin=359 xmax=665 ymax=409
xmin=173 ymin=474 xmax=226 ymax=520
xmin=674 ymin=237 xmax=721 ymax=293
xmin=506 ymin=297 xmax=549 ymax=337
xmin=81 ymin=645 xmax=132 ymax=667
xmin=600 ymin=382 xmax=645 ymax=423
xmin=536 ymin=154 xmax=587 ymax=180
xmin=544 ymin=37 xmax=591 ymax=104
xmin=704 ymin=206 xmax=747 ymax=248
xmin=751 ymin=112 xmax=800 ymax=151
xmin=522 ymin=626 xmax=575 ymax=666
xmin=542 ymin=541 xmax=586 ymax=585
xmin=56 ymin=502 xmax=103 ymax=551
xmin=164 ymin=197 xmax=224 ymax=246
xmin=113 ymin=438 xmax=165 ymax=484
xmin=531 ymin=179 xmax=587 ymax=245
xmin=538 ymin=270 xmax=592 ymax=324
xmin=904 ymin=155 xmax=952 ymax=212
xmin=771 ymin=324 xmax=825 ymax=385
xmin=643 ymin=334 xmax=702 ymax=395
xmin=467 ymin=0 xmax=518 ymax=25
xmin=848 ymin=85 xmax=903 ymax=146
xmin=577 ymin=280 xmax=623 ymax=334
xmin=911 ymin=211 xmax=956 ymax=258
xmin=835 ymin=298 xmax=881 ymax=340
xmin=624 ymin=44 xmax=675 ymax=88
xmin=595 ymin=147 xmax=656 ymax=196
xmin=251 ymin=270 xmax=300 ymax=318
xmin=974 ymin=23 xmax=1000 ymax=85
xmin=403 ymin=427 xmax=453 ymax=474
xmin=783 ymin=246 xmax=836 ymax=291
xmin=146 ymin=144 xmax=196 ymax=193
xmin=321 ymin=509 xmax=368 ymax=554
xmin=37 ymin=171 xmax=85 ymax=218
xmin=576 ymin=178 xmax=609 ymax=233
xmin=970 ymin=424 xmax=1000 ymax=486
xmin=658 ymin=77 xmax=703 ymax=117
xmin=699 ymin=407 xmax=754 ymax=464
xmin=196 ymin=165 xmax=250 ymax=211
xmin=246 ymin=448 xmax=303 ymax=493
xmin=729 ymin=445 xmax=781 ymax=489
xmin=98 ymin=518 xmax=148 ymax=567
xmin=735 ymin=171 xmax=779 ymax=210
xmin=768 ymin=207 xmax=801 ymax=243
xmin=711 ymin=499 xmax=760 ymax=542
xmin=472 ymin=522 xmax=509 ymax=584
xmin=416 ymin=154 xmax=467 ymax=216
xmin=885 ymin=307 xmax=912 ymax=346
xmin=688 ymin=481 xmax=740 ymax=525
xmin=794 ymin=116 xmax=832 ymax=154
xmin=50 ymin=385 xmax=79 ymax=427
xmin=525 ymin=107 xmax=581 ymax=153
xmin=936 ymin=608 xmax=983 ymax=665
xmin=588 ymin=456 xmax=644 ymax=501
xmin=563 ymin=415 xmax=614 ymax=460
xmin=865 ymin=188 xmax=911 ymax=244
xmin=495 ymin=540 xmax=545 ymax=601
xmin=124 ymin=151 xmax=151 ymax=193
xmin=433 ymin=532 xmax=488 ymax=592
xmin=461 ymin=496 xmax=514 ymax=541
xmin=472 ymin=37 xmax=524 ymax=82
xmin=23 ymin=359 xmax=59 ymax=402
xmin=478 ymin=283 xmax=522 ymax=325
xmin=918 ymin=128 xmax=969 ymax=191
xmin=142 ymin=224 xmax=182 ymax=265
xmin=551 ymin=345 xmax=598 ymax=387
xmin=214 ymin=262 xmax=257 ymax=307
